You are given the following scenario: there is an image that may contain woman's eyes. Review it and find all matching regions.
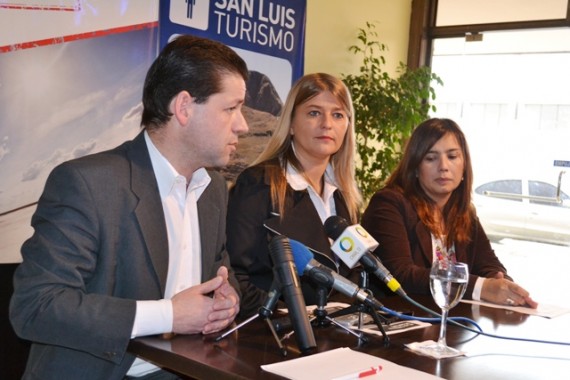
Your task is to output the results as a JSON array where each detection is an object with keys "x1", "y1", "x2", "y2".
[
  {"x1": 307, "y1": 110, "x2": 346, "y2": 119},
  {"x1": 424, "y1": 153, "x2": 460, "y2": 162}
]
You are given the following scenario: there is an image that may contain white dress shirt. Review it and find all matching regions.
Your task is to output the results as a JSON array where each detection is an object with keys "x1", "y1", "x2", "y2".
[
  {"x1": 127, "y1": 131, "x2": 210, "y2": 377},
  {"x1": 285, "y1": 162, "x2": 339, "y2": 224}
]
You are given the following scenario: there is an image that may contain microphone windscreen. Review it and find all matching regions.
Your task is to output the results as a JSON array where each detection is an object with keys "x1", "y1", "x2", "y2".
[
  {"x1": 268, "y1": 235, "x2": 317, "y2": 354},
  {"x1": 324, "y1": 215, "x2": 350, "y2": 241},
  {"x1": 289, "y1": 239, "x2": 314, "y2": 275}
]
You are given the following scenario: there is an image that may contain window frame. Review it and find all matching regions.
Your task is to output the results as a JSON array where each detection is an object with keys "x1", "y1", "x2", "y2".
[{"x1": 407, "y1": 0, "x2": 570, "y2": 69}]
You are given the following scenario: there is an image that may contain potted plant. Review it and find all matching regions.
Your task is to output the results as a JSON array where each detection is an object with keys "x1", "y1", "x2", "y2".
[{"x1": 342, "y1": 22, "x2": 442, "y2": 202}]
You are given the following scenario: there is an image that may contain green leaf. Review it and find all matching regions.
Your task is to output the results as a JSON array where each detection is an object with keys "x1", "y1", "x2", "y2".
[{"x1": 342, "y1": 22, "x2": 443, "y2": 204}]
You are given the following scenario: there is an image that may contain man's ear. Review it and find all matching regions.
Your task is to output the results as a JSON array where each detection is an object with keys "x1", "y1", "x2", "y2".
[{"x1": 171, "y1": 90, "x2": 193, "y2": 126}]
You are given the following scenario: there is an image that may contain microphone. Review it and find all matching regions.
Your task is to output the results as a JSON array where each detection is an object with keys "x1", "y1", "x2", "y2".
[
  {"x1": 289, "y1": 239, "x2": 383, "y2": 310},
  {"x1": 268, "y1": 235, "x2": 317, "y2": 354},
  {"x1": 325, "y1": 216, "x2": 379, "y2": 268},
  {"x1": 324, "y1": 216, "x2": 406, "y2": 297},
  {"x1": 258, "y1": 281, "x2": 281, "y2": 319}
]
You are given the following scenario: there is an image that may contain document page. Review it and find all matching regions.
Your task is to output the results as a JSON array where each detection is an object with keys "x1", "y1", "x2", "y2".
[
  {"x1": 261, "y1": 347, "x2": 444, "y2": 380},
  {"x1": 461, "y1": 300, "x2": 570, "y2": 318}
]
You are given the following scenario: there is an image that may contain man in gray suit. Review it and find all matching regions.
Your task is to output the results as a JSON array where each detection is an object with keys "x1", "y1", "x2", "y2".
[{"x1": 10, "y1": 35, "x2": 249, "y2": 380}]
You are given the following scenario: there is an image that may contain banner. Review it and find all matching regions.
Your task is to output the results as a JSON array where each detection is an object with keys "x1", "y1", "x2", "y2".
[
  {"x1": 0, "y1": 1, "x2": 158, "y2": 263},
  {"x1": 158, "y1": 0, "x2": 307, "y2": 180},
  {"x1": 160, "y1": 0, "x2": 305, "y2": 98}
]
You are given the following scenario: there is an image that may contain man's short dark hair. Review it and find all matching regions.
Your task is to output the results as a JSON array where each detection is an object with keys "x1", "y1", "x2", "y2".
[{"x1": 141, "y1": 35, "x2": 249, "y2": 130}]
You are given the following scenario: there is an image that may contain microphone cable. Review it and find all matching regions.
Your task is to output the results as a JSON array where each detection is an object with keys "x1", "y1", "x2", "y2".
[
  {"x1": 376, "y1": 294, "x2": 570, "y2": 347},
  {"x1": 267, "y1": 224, "x2": 570, "y2": 347}
]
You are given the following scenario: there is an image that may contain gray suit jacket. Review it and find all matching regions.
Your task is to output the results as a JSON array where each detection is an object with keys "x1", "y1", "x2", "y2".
[{"x1": 10, "y1": 132, "x2": 238, "y2": 380}]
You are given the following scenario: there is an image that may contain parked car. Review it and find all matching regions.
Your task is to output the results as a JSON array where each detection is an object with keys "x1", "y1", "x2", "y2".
[{"x1": 472, "y1": 176, "x2": 570, "y2": 246}]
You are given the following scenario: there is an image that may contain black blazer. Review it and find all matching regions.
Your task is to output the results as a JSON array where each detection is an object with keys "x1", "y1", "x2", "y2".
[
  {"x1": 10, "y1": 132, "x2": 239, "y2": 380},
  {"x1": 226, "y1": 162, "x2": 355, "y2": 317}
]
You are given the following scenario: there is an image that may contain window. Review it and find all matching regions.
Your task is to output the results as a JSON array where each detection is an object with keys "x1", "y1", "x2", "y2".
[
  {"x1": 529, "y1": 180, "x2": 570, "y2": 206},
  {"x1": 475, "y1": 180, "x2": 523, "y2": 202},
  {"x1": 436, "y1": 0, "x2": 568, "y2": 26},
  {"x1": 410, "y1": 0, "x2": 570, "y2": 308}
]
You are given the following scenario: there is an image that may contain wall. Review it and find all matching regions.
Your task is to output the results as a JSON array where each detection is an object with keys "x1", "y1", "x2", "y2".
[{"x1": 304, "y1": 0, "x2": 412, "y2": 77}]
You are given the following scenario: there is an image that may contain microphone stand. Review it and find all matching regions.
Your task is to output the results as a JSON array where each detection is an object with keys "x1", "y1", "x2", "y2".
[
  {"x1": 215, "y1": 287, "x2": 288, "y2": 356},
  {"x1": 327, "y1": 271, "x2": 390, "y2": 346},
  {"x1": 309, "y1": 285, "x2": 366, "y2": 342}
]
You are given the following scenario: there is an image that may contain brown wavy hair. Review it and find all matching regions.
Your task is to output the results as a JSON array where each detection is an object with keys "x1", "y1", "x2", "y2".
[{"x1": 385, "y1": 118, "x2": 475, "y2": 246}]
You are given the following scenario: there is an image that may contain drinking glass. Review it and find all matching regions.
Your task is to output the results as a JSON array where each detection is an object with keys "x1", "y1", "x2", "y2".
[{"x1": 418, "y1": 259, "x2": 469, "y2": 357}]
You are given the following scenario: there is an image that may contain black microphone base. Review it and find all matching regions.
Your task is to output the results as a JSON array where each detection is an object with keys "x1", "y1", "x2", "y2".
[
  {"x1": 215, "y1": 307, "x2": 289, "y2": 356},
  {"x1": 328, "y1": 303, "x2": 391, "y2": 346}
]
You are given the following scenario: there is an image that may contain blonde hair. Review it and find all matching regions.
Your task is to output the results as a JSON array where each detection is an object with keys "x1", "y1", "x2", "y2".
[{"x1": 251, "y1": 73, "x2": 362, "y2": 222}]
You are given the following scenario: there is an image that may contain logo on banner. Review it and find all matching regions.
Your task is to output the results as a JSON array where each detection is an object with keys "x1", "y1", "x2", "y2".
[
  {"x1": 170, "y1": 0, "x2": 209, "y2": 30},
  {"x1": 187, "y1": 0, "x2": 196, "y2": 17}
]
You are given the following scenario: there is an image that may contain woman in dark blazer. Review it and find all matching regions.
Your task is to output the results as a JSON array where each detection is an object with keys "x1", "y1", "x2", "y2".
[
  {"x1": 361, "y1": 118, "x2": 537, "y2": 308},
  {"x1": 227, "y1": 73, "x2": 362, "y2": 318}
]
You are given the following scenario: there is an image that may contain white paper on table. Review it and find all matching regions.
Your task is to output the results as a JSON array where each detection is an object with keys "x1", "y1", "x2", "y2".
[
  {"x1": 405, "y1": 340, "x2": 466, "y2": 359},
  {"x1": 280, "y1": 302, "x2": 431, "y2": 337},
  {"x1": 278, "y1": 301, "x2": 352, "y2": 315},
  {"x1": 460, "y1": 299, "x2": 570, "y2": 318},
  {"x1": 352, "y1": 319, "x2": 431, "y2": 336},
  {"x1": 260, "y1": 347, "x2": 444, "y2": 380}
]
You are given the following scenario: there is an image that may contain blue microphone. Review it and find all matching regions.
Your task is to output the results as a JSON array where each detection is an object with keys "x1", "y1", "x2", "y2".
[{"x1": 289, "y1": 239, "x2": 383, "y2": 310}]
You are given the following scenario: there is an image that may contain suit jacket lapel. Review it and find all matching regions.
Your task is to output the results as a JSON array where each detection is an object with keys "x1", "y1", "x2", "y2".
[
  {"x1": 197, "y1": 181, "x2": 220, "y2": 279},
  {"x1": 264, "y1": 190, "x2": 351, "y2": 263},
  {"x1": 333, "y1": 191, "x2": 350, "y2": 222},
  {"x1": 128, "y1": 132, "x2": 169, "y2": 295},
  {"x1": 415, "y1": 219, "x2": 433, "y2": 264}
]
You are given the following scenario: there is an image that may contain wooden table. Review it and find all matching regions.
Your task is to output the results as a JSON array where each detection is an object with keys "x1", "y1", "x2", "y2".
[{"x1": 129, "y1": 295, "x2": 570, "y2": 379}]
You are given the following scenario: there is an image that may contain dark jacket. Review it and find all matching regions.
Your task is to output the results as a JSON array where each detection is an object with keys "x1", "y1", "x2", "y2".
[
  {"x1": 226, "y1": 161, "x2": 356, "y2": 317},
  {"x1": 10, "y1": 132, "x2": 238, "y2": 380},
  {"x1": 361, "y1": 187, "x2": 510, "y2": 298}
]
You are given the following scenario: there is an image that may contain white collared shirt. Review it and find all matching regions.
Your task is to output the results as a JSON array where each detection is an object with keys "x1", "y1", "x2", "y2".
[
  {"x1": 286, "y1": 162, "x2": 338, "y2": 224},
  {"x1": 156, "y1": 153, "x2": 209, "y2": 300},
  {"x1": 128, "y1": 131, "x2": 210, "y2": 376}
]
